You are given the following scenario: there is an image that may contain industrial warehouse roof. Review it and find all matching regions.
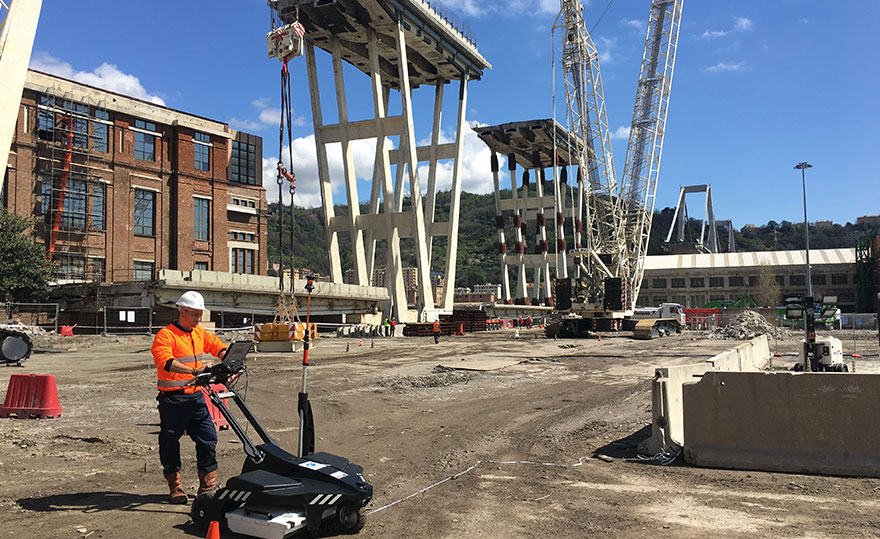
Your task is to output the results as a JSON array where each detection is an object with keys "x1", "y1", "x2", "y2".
[{"x1": 644, "y1": 248, "x2": 856, "y2": 271}]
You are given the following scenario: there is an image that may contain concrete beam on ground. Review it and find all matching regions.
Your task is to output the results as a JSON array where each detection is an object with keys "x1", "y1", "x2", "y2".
[{"x1": 154, "y1": 270, "x2": 388, "y2": 317}]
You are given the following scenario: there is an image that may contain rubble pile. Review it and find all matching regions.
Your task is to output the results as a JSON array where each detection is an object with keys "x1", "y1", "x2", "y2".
[{"x1": 711, "y1": 310, "x2": 783, "y2": 340}]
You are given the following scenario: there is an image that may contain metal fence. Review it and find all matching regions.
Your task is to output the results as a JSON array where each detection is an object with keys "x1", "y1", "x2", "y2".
[
  {"x1": 103, "y1": 306, "x2": 153, "y2": 335},
  {"x1": 0, "y1": 302, "x2": 59, "y2": 333}
]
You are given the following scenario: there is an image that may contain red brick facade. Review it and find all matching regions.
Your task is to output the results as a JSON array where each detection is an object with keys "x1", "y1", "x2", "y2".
[{"x1": 2, "y1": 70, "x2": 267, "y2": 282}]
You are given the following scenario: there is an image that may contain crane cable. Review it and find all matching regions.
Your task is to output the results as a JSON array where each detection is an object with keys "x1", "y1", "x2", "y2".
[{"x1": 279, "y1": 60, "x2": 301, "y2": 323}]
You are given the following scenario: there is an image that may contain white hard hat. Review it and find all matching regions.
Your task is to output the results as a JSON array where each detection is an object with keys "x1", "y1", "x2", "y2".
[{"x1": 176, "y1": 291, "x2": 206, "y2": 310}]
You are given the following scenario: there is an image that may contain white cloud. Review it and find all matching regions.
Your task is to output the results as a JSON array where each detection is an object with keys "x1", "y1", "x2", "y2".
[
  {"x1": 700, "y1": 16, "x2": 753, "y2": 40},
  {"x1": 734, "y1": 17, "x2": 752, "y2": 31},
  {"x1": 611, "y1": 125, "x2": 630, "y2": 140},
  {"x1": 234, "y1": 97, "x2": 304, "y2": 133},
  {"x1": 798, "y1": 18, "x2": 809, "y2": 24},
  {"x1": 251, "y1": 97, "x2": 271, "y2": 109},
  {"x1": 29, "y1": 53, "x2": 165, "y2": 105},
  {"x1": 597, "y1": 36, "x2": 617, "y2": 64},
  {"x1": 700, "y1": 29, "x2": 729, "y2": 40},
  {"x1": 705, "y1": 61, "x2": 748, "y2": 73},
  {"x1": 432, "y1": 0, "x2": 558, "y2": 18},
  {"x1": 259, "y1": 108, "x2": 282, "y2": 125},
  {"x1": 228, "y1": 118, "x2": 263, "y2": 131},
  {"x1": 266, "y1": 121, "x2": 502, "y2": 208},
  {"x1": 264, "y1": 135, "x2": 378, "y2": 207},
  {"x1": 621, "y1": 18, "x2": 644, "y2": 30},
  {"x1": 416, "y1": 127, "x2": 502, "y2": 196}
]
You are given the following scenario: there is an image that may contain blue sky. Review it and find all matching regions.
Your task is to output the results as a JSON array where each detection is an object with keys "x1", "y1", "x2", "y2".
[{"x1": 29, "y1": 0, "x2": 878, "y2": 227}]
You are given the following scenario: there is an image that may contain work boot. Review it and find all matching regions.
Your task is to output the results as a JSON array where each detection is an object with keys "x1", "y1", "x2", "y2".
[
  {"x1": 197, "y1": 470, "x2": 217, "y2": 495},
  {"x1": 164, "y1": 472, "x2": 187, "y2": 504}
]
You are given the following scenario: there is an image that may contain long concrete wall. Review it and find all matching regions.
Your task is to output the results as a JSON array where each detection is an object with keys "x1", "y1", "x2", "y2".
[
  {"x1": 638, "y1": 335, "x2": 770, "y2": 456},
  {"x1": 682, "y1": 371, "x2": 880, "y2": 477}
]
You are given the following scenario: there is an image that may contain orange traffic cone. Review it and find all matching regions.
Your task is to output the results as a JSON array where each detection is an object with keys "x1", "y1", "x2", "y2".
[
  {"x1": 206, "y1": 520, "x2": 220, "y2": 539},
  {"x1": 359, "y1": 338, "x2": 363, "y2": 347},
  {"x1": 597, "y1": 334, "x2": 601, "y2": 342}
]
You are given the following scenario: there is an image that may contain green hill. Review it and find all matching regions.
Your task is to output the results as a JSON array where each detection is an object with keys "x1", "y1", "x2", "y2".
[{"x1": 267, "y1": 192, "x2": 873, "y2": 288}]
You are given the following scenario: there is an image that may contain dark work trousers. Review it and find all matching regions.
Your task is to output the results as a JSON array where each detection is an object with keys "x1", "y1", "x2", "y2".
[
  {"x1": 433, "y1": 332, "x2": 440, "y2": 344},
  {"x1": 157, "y1": 392, "x2": 218, "y2": 474}
]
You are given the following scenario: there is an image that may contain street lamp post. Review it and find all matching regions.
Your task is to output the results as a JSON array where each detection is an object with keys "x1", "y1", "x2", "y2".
[
  {"x1": 794, "y1": 161, "x2": 814, "y2": 371},
  {"x1": 794, "y1": 162, "x2": 813, "y2": 297}
]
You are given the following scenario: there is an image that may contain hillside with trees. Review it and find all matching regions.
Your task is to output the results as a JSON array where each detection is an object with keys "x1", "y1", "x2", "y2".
[{"x1": 267, "y1": 192, "x2": 876, "y2": 289}]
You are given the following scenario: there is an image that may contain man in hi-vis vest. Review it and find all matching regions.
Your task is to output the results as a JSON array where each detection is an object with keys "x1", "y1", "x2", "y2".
[{"x1": 151, "y1": 291, "x2": 227, "y2": 504}]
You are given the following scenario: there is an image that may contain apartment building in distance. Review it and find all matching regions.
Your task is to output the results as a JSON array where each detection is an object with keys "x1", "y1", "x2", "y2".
[{"x1": 2, "y1": 70, "x2": 266, "y2": 283}]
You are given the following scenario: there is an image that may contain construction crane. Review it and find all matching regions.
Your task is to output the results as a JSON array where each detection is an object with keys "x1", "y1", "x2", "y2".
[
  {"x1": 0, "y1": 0, "x2": 42, "y2": 365},
  {"x1": 554, "y1": 0, "x2": 618, "y2": 278},
  {"x1": 550, "y1": 0, "x2": 684, "y2": 339}
]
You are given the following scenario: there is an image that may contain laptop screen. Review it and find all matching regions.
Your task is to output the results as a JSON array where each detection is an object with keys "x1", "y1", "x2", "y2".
[{"x1": 223, "y1": 340, "x2": 253, "y2": 363}]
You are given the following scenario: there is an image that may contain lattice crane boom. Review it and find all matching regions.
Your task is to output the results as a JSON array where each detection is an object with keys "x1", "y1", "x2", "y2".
[
  {"x1": 617, "y1": 0, "x2": 683, "y2": 311},
  {"x1": 555, "y1": 0, "x2": 619, "y2": 264}
]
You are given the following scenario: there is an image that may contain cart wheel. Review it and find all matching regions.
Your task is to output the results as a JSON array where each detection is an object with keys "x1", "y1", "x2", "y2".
[
  {"x1": 191, "y1": 493, "x2": 217, "y2": 533},
  {"x1": 336, "y1": 502, "x2": 366, "y2": 534}
]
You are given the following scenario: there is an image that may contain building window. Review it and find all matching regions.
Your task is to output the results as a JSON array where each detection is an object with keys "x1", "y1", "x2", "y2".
[
  {"x1": 194, "y1": 198, "x2": 210, "y2": 241},
  {"x1": 671, "y1": 278, "x2": 686, "y2": 289},
  {"x1": 133, "y1": 261, "x2": 154, "y2": 281},
  {"x1": 194, "y1": 132, "x2": 210, "y2": 171},
  {"x1": 39, "y1": 177, "x2": 104, "y2": 231},
  {"x1": 775, "y1": 275, "x2": 785, "y2": 286},
  {"x1": 93, "y1": 109, "x2": 109, "y2": 153},
  {"x1": 728, "y1": 276, "x2": 744, "y2": 287},
  {"x1": 811, "y1": 273, "x2": 827, "y2": 285},
  {"x1": 133, "y1": 189, "x2": 156, "y2": 236},
  {"x1": 690, "y1": 277, "x2": 705, "y2": 288},
  {"x1": 231, "y1": 248, "x2": 255, "y2": 274},
  {"x1": 38, "y1": 109, "x2": 54, "y2": 140},
  {"x1": 653, "y1": 296, "x2": 667, "y2": 305},
  {"x1": 93, "y1": 183, "x2": 105, "y2": 231},
  {"x1": 62, "y1": 180, "x2": 88, "y2": 229},
  {"x1": 831, "y1": 274, "x2": 848, "y2": 285},
  {"x1": 709, "y1": 277, "x2": 724, "y2": 288},
  {"x1": 709, "y1": 295, "x2": 726, "y2": 302},
  {"x1": 88, "y1": 258, "x2": 105, "y2": 281},
  {"x1": 57, "y1": 256, "x2": 86, "y2": 280},
  {"x1": 748, "y1": 275, "x2": 758, "y2": 287},
  {"x1": 230, "y1": 140, "x2": 257, "y2": 184},
  {"x1": 789, "y1": 274, "x2": 806, "y2": 286},
  {"x1": 652, "y1": 278, "x2": 667, "y2": 289},
  {"x1": 231, "y1": 198, "x2": 257, "y2": 208},
  {"x1": 194, "y1": 261, "x2": 209, "y2": 271},
  {"x1": 230, "y1": 231, "x2": 256, "y2": 242},
  {"x1": 133, "y1": 119, "x2": 157, "y2": 161},
  {"x1": 690, "y1": 295, "x2": 706, "y2": 308}
]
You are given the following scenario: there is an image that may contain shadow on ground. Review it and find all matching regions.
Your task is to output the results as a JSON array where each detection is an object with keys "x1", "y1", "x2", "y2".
[
  {"x1": 593, "y1": 425, "x2": 652, "y2": 459},
  {"x1": 17, "y1": 491, "x2": 177, "y2": 514}
]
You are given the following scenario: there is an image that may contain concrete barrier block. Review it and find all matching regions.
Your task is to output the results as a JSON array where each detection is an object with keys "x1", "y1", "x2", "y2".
[
  {"x1": 640, "y1": 335, "x2": 772, "y2": 456},
  {"x1": 683, "y1": 371, "x2": 880, "y2": 477}
]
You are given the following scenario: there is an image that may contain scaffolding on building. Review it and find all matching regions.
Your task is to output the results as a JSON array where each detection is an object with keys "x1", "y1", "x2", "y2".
[{"x1": 33, "y1": 85, "x2": 110, "y2": 283}]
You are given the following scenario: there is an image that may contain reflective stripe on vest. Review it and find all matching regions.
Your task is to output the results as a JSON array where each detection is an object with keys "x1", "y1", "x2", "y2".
[
  {"x1": 157, "y1": 379, "x2": 192, "y2": 388},
  {"x1": 176, "y1": 353, "x2": 203, "y2": 365}
]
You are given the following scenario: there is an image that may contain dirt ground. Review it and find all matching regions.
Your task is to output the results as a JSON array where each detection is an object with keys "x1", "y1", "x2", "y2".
[{"x1": 1, "y1": 327, "x2": 880, "y2": 539}]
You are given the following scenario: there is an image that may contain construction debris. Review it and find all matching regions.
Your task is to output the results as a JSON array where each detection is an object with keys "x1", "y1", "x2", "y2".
[{"x1": 711, "y1": 310, "x2": 784, "y2": 340}]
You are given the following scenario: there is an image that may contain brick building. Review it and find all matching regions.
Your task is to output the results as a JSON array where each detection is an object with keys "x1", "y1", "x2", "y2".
[{"x1": 2, "y1": 70, "x2": 266, "y2": 283}]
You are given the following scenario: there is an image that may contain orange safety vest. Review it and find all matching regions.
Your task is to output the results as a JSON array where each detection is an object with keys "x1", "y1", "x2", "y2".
[
  {"x1": 433, "y1": 321, "x2": 440, "y2": 333},
  {"x1": 151, "y1": 323, "x2": 226, "y2": 393}
]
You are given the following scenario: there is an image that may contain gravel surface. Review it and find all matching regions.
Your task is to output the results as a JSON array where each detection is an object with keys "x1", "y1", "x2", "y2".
[{"x1": 1, "y1": 329, "x2": 878, "y2": 538}]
